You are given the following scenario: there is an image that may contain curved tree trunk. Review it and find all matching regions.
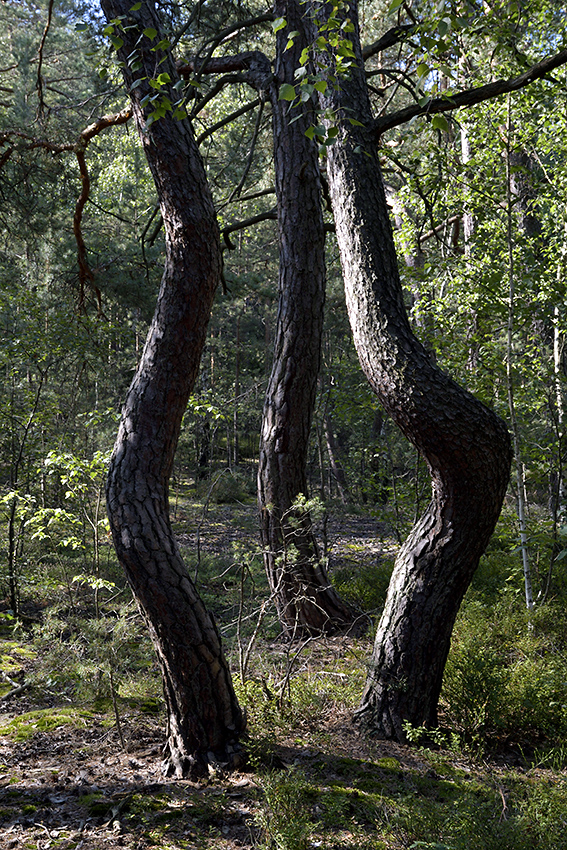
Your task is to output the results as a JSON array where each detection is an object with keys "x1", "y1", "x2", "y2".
[
  {"x1": 315, "y1": 1, "x2": 512, "y2": 738},
  {"x1": 101, "y1": 0, "x2": 244, "y2": 777},
  {"x1": 258, "y1": 0, "x2": 357, "y2": 637}
]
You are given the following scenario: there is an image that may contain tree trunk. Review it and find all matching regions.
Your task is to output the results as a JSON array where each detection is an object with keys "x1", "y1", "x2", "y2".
[
  {"x1": 323, "y1": 411, "x2": 351, "y2": 505},
  {"x1": 315, "y1": 1, "x2": 512, "y2": 739},
  {"x1": 257, "y1": 0, "x2": 357, "y2": 636},
  {"x1": 101, "y1": 0, "x2": 244, "y2": 777}
]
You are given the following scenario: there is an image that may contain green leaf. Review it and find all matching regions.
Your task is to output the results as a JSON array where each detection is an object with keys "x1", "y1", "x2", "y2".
[
  {"x1": 278, "y1": 83, "x2": 296, "y2": 101},
  {"x1": 431, "y1": 114, "x2": 449, "y2": 132},
  {"x1": 130, "y1": 1, "x2": 142, "y2": 8},
  {"x1": 103, "y1": 24, "x2": 114, "y2": 36},
  {"x1": 272, "y1": 16, "x2": 287, "y2": 33},
  {"x1": 156, "y1": 72, "x2": 171, "y2": 85},
  {"x1": 348, "y1": 118, "x2": 364, "y2": 127},
  {"x1": 143, "y1": 27, "x2": 157, "y2": 39},
  {"x1": 110, "y1": 35, "x2": 124, "y2": 50},
  {"x1": 130, "y1": 77, "x2": 146, "y2": 90},
  {"x1": 327, "y1": 125, "x2": 339, "y2": 138},
  {"x1": 75, "y1": 22, "x2": 88, "y2": 32},
  {"x1": 305, "y1": 126, "x2": 316, "y2": 140},
  {"x1": 388, "y1": 0, "x2": 404, "y2": 12},
  {"x1": 417, "y1": 62, "x2": 430, "y2": 78},
  {"x1": 314, "y1": 80, "x2": 327, "y2": 93}
]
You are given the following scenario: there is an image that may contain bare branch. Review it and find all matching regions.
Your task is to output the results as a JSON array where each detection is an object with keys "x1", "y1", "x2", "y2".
[
  {"x1": 196, "y1": 97, "x2": 260, "y2": 144},
  {"x1": 190, "y1": 74, "x2": 248, "y2": 117},
  {"x1": 371, "y1": 47, "x2": 567, "y2": 137},
  {"x1": 228, "y1": 100, "x2": 265, "y2": 201},
  {"x1": 170, "y1": 0, "x2": 208, "y2": 49},
  {"x1": 201, "y1": 12, "x2": 274, "y2": 53},
  {"x1": 362, "y1": 25, "x2": 415, "y2": 61},
  {"x1": 222, "y1": 208, "x2": 277, "y2": 249},
  {"x1": 36, "y1": 0, "x2": 55, "y2": 121},
  {"x1": 1, "y1": 107, "x2": 131, "y2": 312},
  {"x1": 81, "y1": 106, "x2": 132, "y2": 141},
  {"x1": 179, "y1": 54, "x2": 254, "y2": 75}
]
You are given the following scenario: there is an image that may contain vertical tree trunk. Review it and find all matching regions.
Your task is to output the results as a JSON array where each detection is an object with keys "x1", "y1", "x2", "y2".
[
  {"x1": 257, "y1": 0, "x2": 356, "y2": 636},
  {"x1": 101, "y1": 0, "x2": 244, "y2": 777},
  {"x1": 323, "y1": 411, "x2": 351, "y2": 505},
  {"x1": 314, "y1": 1, "x2": 512, "y2": 738},
  {"x1": 505, "y1": 107, "x2": 533, "y2": 612}
]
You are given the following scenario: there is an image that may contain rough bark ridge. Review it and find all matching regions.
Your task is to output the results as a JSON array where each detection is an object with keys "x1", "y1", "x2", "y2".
[
  {"x1": 257, "y1": 0, "x2": 357, "y2": 636},
  {"x1": 313, "y1": 0, "x2": 512, "y2": 739},
  {"x1": 101, "y1": 0, "x2": 244, "y2": 777}
]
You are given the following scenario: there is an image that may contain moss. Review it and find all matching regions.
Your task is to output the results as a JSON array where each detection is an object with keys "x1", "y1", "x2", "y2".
[
  {"x1": 376, "y1": 757, "x2": 402, "y2": 771},
  {"x1": 0, "y1": 707, "x2": 94, "y2": 741}
]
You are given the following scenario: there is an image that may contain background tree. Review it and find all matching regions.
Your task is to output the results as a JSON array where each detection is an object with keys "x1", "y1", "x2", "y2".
[{"x1": 257, "y1": 0, "x2": 356, "y2": 636}]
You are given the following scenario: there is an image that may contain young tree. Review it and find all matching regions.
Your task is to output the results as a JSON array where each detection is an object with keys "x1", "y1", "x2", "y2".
[{"x1": 100, "y1": 0, "x2": 244, "y2": 777}]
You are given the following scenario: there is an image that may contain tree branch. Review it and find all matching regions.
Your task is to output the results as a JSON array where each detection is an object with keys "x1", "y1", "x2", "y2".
[
  {"x1": 371, "y1": 47, "x2": 567, "y2": 137},
  {"x1": 36, "y1": 0, "x2": 54, "y2": 121},
  {"x1": 1, "y1": 107, "x2": 131, "y2": 312},
  {"x1": 200, "y1": 12, "x2": 274, "y2": 53},
  {"x1": 228, "y1": 100, "x2": 265, "y2": 201},
  {"x1": 196, "y1": 98, "x2": 260, "y2": 144},
  {"x1": 189, "y1": 74, "x2": 248, "y2": 118},
  {"x1": 362, "y1": 24, "x2": 415, "y2": 61},
  {"x1": 221, "y1": 208, "x2": 277, "y2": 249}
]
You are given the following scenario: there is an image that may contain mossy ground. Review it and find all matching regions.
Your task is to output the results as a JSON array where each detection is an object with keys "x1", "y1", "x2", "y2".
[{"x1": 1, "y1": 500, "x2": 567, "y2": 849}]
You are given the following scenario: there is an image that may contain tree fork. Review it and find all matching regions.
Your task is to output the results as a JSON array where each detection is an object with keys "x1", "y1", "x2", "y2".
[{"x1": 101, "y1": 0, "x2": 244, "y2": 777}]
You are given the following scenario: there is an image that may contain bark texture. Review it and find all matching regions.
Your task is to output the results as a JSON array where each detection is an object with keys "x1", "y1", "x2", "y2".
[
  {"x1": 316, "y1": 1, "x2": 512, "y2": 739},
  {"x1": 258, "y1": 0, "x2": 357, "y2": 636},
  {"x1": 101, "y1": 0, "x2": 244, "y2": 777}
]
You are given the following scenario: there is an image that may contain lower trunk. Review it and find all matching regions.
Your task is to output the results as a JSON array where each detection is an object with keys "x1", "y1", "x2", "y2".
[
  {"x1": 316, "y1": 0, "x2": 512, "y2": 738},
  {"x1": 102, "y1": 0, "x2": 244, "y2": 776},
  {"x1": 257, "y1": 0, "x2": 357, "y2": 637}
]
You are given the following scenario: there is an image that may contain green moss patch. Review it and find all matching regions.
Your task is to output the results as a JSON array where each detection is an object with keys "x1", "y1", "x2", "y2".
[{"x1": 0, "y1": 707, "x2": 95, "y2": 741}]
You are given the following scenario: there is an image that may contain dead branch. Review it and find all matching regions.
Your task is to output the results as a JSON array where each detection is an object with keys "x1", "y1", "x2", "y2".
[{"x1": 36, "y1": 0, "x2": 55, "y2": 121}]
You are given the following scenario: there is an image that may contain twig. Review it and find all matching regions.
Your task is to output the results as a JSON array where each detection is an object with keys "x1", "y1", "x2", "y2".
[
  {"x1": 0, "y1": 681, "x2": 31, "y2": 701},
  {"x1": 228, "y1": 99, "x2": 265, "y2": 201}
]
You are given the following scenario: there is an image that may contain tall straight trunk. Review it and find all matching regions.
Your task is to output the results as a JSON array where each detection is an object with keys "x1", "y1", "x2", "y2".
[
  {"x1": 313, "y1": 0, "x2": 512, "y2": 738},
  {"x1": 257, "y1": 0, "x2": 356, "y2": 636},
  {"x1": 101, "y1": 0, "x2": 244, "y2": 778},
  {"x1": 505, "y1": 102, "x2": 533, "y2": 612},
  {"x1": 323, "y1": 411, "x2": 351, "y2": 504}
]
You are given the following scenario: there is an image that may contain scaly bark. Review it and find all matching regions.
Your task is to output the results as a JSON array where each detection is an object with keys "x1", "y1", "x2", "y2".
[
  {"x1": 313, "y1": 0, "x2": 512, "y2": 738},
  {"x1": 101, "y1": 0, "x2": 244, "y2": 777},
  {"x1": 258, "y1": 0, "x2": 357, "y2": 636}
]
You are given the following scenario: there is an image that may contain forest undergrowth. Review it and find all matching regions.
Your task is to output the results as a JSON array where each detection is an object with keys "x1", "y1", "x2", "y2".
[{"x1": 2, "y1": 483, "x2": 567, "y2": 850}]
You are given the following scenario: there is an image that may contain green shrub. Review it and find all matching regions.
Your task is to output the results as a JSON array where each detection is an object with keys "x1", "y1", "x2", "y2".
[{"x1": 333, "y1": 559, "x2": 393, "y2": 612}]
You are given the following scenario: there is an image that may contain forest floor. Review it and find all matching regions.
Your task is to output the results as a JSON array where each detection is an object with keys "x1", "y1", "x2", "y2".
[{"x1": 0, "y1": 499, "x2": 565, "y2": 849}]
